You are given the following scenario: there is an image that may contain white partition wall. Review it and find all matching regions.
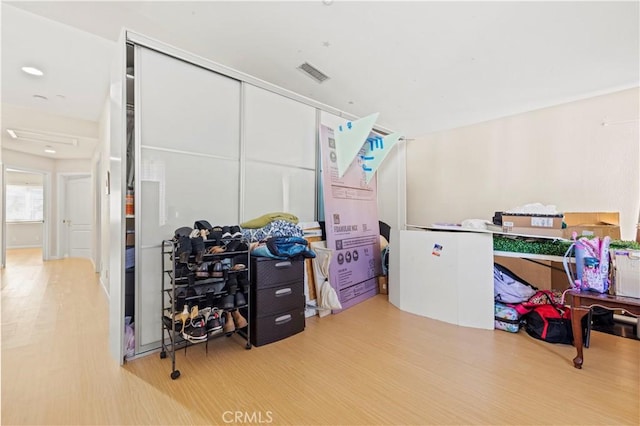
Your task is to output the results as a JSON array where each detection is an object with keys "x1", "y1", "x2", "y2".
[
  {"x1": 389, "y1": 229, "x2": 494, "y2": 330},
  {"x1": 135, "y1": 46, "x2": 241, "y2": 352},
  {"x1": 243, "y1": 84, "x2": 317, "y2": 222}
]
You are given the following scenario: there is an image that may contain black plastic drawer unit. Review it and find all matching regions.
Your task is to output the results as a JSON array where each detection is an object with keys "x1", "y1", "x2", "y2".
[{"x1": 250, "y1": 257, "x2": 305, "y2": 346}]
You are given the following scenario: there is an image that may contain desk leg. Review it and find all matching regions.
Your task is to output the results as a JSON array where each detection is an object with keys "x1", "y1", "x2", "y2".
[{"x1": 571, "y1": 307, "x2": 590, "y2": 369}]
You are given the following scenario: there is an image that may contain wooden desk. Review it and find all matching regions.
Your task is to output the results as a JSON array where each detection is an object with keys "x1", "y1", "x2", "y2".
[{"x1": 569, "y1": 290, "x2": 640, "y2": 369}]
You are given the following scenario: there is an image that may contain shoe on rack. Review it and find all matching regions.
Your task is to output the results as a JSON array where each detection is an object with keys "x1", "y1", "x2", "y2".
[
  {"x1": 222, "y1": 294, "x2": 235, "y2": 310},
  {"x1": 175, "y1": 235, "x2": 192, "y2": 264},
  {"x1": 230, "y1": 225, "x2": 242, "y2": 239},
  {"x1": 223, "y1": 311, "x2": 235, "y2": 334},
  {"x1": 231, "y1": 310, "x2": 248, "y2": 329},
  {"x1": 183, "y1": 315, "x2": 207, "y2": 342},
  {"x1": 177, "y1": 305, "x2": 190, "y2": 334},
  {"x1": 206, "y1": 245, "x2": 226, "y2": 255},
  {"x1": 190, "y1": 231, "x2": 205, "y2": 264},
  {"x1": 195, "y1": 262, "x2": 210, "y2": 278},
  {"x1": 211, "y1": 261, "x2": 224, "y2": 278},
  {"x1": 200, "y1": 306, "x2": 212, "y2": 323},
  {"x1": 221, "y1": 226, "x2": 232, "y2": 240},
  {"x1": 162, "y1": 312, "x2": 183, "y2": 332},
  {"x1": 210, "y1": 226, "x2": 223, "y2": 244},
  {"x1": 235, "y1": 291, "x2": 247, "y2": 308},
  {"x1": 225, "y1": 239, "x2": 241, "y2": 252},
  {"x1": 194, "y1": 220, "x2": 212, "y2": 230},
  {"x1": 238, "y1": 275, "x2": 250, "y2": 293},
  {"x1": 226, "y1": 276, "x2": 238, "y2": 294},
  {"x1": 207, "y1": 309, "x2": 223, "y2": 334}
]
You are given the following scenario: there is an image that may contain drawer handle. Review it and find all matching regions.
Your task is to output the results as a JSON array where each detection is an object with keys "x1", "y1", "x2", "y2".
[
  {"x1": 275, "y1": 288, "x2": 292, "y2": 297},
  {"x1": 275, "y1": 314, "x2": 292, "y2": 325},
  {"x1": 275, "y1": 261, "x2": 292, "y2": 269}
]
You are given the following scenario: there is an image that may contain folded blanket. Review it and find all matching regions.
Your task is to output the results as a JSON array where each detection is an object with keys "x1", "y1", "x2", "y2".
[
  {"x1": 241, "y1": 220, "x2": 303, "y2": 242},
  {"x1": 240, "y1": 212, "x2": 298, "y2": 229}
]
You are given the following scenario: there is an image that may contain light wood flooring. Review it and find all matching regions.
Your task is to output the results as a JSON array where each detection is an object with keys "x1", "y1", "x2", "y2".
[{"x1": 1, "y1": 248, "x2": 639, "y2": 425}]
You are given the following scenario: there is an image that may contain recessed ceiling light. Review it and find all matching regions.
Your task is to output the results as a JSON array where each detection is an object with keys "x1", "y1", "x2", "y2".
[
  {"x1": 22, "y1": 66, "x2": 44, "y2": 76},
  {"x1": 33, "y1": 94, "x2": 48, "y2": 101},
  {"x1": 44, "y1": 147, "x2": 56, "y2": 154},
  {"x1": 7, "y1": 129, "x2": 17, "y2": 138}
]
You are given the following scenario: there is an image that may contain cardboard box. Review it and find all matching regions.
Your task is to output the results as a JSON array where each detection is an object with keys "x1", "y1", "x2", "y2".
[
  {"x1": 611, "y1": 249, "x2": 640, "y2": 299},
  {"x1": 562, "y1": 212, "x2": 620, "y2": 240},
  {"x1": 501, "y1": 214, "x2": 563, "y2": 229},
  {"x1": 378, "y1": 275, "x2": 388, "y2": 295}
]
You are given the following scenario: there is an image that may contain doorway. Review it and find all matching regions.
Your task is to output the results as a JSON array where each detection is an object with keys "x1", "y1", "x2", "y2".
[
  {"x1": 59, "y1": 174, "x2": 92, "y2": 259},
  {"x1": 2, "y1": 166, "x2": 50, "y2": 268}
]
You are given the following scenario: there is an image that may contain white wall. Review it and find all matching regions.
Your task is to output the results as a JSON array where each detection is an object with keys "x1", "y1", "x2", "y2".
[
  {"x1": 56, "y1": 159, "x2": 91, "y2": 173},
  {"x1": 6, "y1": 223, "x2": 42, "y2": 248},
  {"x1": 406, "y1": 87, "x2": 640, "y2": 240}
]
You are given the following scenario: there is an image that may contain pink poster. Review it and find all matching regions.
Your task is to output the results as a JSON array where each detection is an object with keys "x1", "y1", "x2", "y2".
[{"x1": 319, "y1": 124, "x2": 381, "y2": 311}]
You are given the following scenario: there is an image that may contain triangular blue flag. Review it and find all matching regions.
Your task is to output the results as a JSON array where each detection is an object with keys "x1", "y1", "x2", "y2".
[{"x1": 334, "y1": 113, "x2": 379, "y2": 178}]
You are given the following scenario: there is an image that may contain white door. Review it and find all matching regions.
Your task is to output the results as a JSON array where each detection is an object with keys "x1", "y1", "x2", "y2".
[{"x1": 64, "y1": 175, "x2": 92, "y2": 258}]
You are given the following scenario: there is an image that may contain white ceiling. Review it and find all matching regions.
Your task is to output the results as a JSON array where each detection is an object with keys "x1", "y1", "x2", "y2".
[{"x1": 2, "y1": 1, "x2": 638, "y2": 160}]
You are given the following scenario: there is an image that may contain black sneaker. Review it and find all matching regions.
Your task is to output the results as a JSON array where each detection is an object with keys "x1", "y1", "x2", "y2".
[
  {"x1": 183, "y1": 313, "x2": 207, "y2": 342},
  {"x1": 230, "y1": 225, "x2": 242, "y2": 239},
  {"x1": 221, "y1": 226, "x2": 232, "y2": 239}
]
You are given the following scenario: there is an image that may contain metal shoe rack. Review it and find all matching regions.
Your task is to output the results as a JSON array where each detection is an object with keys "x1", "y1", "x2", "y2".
[{"x1": 160, "y1": 237, "x2": 251, "y2": 380}]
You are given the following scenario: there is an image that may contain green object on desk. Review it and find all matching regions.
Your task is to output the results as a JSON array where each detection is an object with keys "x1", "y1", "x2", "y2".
[
  {"x1": 493, "y1": 236, "x2": 571, "y2": 257},
  {"x1": 493, "y1": 236, "x2": 640, "y2": 256}
]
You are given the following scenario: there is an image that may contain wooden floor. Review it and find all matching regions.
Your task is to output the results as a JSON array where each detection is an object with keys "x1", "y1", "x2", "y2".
[{"x1": 2, "y1": 248, "x2": 639, "y2": 425}]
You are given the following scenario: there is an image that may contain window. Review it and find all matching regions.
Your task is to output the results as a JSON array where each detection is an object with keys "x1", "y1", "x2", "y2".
[{"x1": 6, "y1": 185, "x2": 43, "y2": 222}]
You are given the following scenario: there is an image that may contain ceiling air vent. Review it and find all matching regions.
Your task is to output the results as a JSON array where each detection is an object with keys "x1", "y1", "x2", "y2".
[{"x1": 297, "y1": 62, "x2": 330, "y2": 83}]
